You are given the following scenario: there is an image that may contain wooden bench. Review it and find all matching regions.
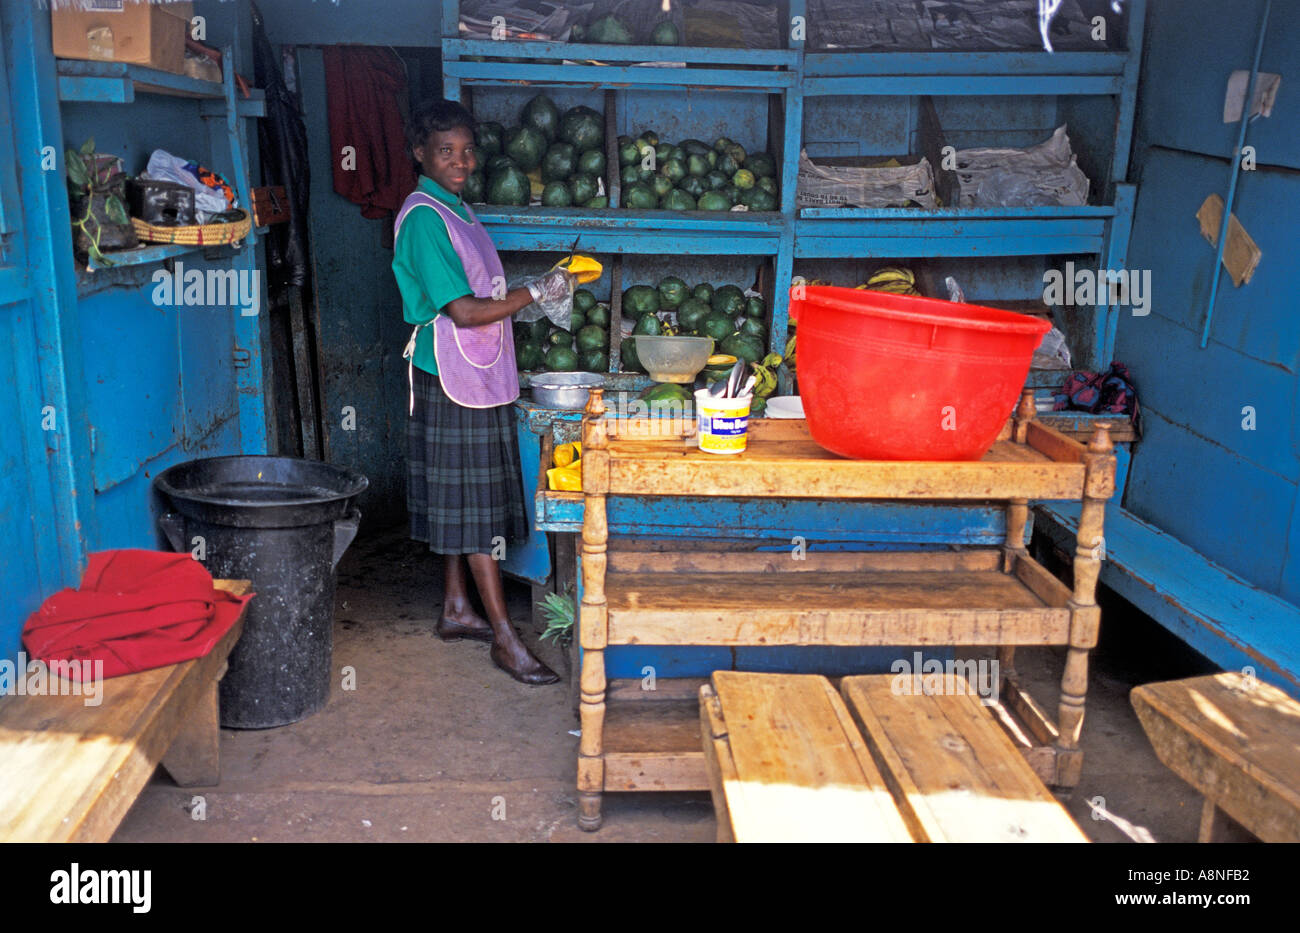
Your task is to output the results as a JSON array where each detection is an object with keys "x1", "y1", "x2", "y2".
[
  {"x1": 1131, "y1": 671, "x2": 1300, "y2": 842},
  {"x1": 0, "y1": 580, "x2": 250, "y2": 842},
  {"x1": 700, "y1": 670, "x2": 1087, "y2": 843}
]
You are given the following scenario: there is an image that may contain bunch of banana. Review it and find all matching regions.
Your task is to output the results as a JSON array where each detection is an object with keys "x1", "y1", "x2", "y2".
[
  {"x1": 783, "y1": 333, "x2": 797, "y2": 373},
  {"x1": 660, "y1": 318, "x2": 680, "y2": 336},
  {"x1": 859, "y1": 266, "x2": 920, "y2": 296},
  {"x1": 749, "y1": 358, "x2": 779, "y2": 399}
]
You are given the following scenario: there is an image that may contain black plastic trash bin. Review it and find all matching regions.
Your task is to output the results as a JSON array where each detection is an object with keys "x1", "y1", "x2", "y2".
[{"x1": 154, "y1": 456, "x2": 368, "y2": 728}]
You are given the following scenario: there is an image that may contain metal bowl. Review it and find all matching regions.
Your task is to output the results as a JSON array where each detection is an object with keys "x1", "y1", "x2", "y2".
[{"x1": 528, "y1": 371, "x2": 603, "y2": 410}]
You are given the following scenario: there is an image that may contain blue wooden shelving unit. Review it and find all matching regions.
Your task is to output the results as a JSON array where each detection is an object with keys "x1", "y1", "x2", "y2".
[{"x1": 440, "y1": 0, "x2": 1145, "y2": 373}]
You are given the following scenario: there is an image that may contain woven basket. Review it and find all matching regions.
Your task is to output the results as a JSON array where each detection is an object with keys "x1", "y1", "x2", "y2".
[{"x1": 131, "y1": 209, "x2": 252, "y2": 246}]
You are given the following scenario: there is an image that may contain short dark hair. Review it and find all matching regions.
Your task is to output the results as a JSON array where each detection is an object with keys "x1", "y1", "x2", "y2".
[{"x1": 406, "y1": 99, "x2": 476, "y2": 153}]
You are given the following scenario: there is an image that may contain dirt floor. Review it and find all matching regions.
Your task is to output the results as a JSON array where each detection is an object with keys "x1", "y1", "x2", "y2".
[{"x1": 113, "y1": 524, "x2": 1235, "y2": 844}]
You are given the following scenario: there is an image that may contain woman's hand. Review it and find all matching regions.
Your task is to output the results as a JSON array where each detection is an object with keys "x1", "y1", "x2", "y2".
[{"x1": 526, "y1": 268, "x2": 575, "y2": 307}]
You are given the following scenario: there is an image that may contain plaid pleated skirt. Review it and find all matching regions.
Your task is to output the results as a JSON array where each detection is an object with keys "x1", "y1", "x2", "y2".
[{"x1": 407, "y1": 367, "x2": 528, "y2": 554}]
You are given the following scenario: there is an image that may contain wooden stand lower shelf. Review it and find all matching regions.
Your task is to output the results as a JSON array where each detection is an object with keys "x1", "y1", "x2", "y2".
[{"x1": 603, "y1": 682, "x2": 708, "y2": 792}]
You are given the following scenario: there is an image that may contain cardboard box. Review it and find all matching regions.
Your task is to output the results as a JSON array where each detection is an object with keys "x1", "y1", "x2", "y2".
[{"x1": 51, "y1": 1, "x2": 190, "y2": 75}]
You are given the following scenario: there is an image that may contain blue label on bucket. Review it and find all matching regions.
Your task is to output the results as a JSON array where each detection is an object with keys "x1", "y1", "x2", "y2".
[{"x1": 701, "y1": 415, "x2": 748, "y2": 436}]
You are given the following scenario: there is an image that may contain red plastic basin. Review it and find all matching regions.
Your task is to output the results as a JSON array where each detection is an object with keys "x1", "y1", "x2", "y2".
[{"x1": 789, "y1": 286, "x2": 1050, "y2": 461}]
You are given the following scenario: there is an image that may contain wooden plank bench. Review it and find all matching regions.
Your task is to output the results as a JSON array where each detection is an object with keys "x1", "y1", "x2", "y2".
[
  {"x1": 1131, "y1": 671, "x2": 1300, "y2": 842},
  {"x1": 0, "y1": 580, "x2": 250, "y2": 842},
  {"x1": 700, "y1": 670, "x2": 1087, "y2": 843}
]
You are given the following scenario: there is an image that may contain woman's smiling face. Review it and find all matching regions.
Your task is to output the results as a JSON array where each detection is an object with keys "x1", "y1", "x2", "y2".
[{"x1": 415, "y1": 126, "x2": 477, "y2": 195}]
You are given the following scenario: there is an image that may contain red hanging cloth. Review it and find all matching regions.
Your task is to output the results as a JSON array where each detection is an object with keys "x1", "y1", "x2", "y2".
[{"x1": 323, "y1": 46, "x2": 417, "y2": 219}]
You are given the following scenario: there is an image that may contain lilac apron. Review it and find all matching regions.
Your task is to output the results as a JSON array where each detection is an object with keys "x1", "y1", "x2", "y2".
[{"x1": 394, "y1": 192, "x2": 518, "y2": 410}]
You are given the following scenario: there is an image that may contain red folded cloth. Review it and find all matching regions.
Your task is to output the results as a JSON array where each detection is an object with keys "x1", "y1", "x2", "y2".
[{"x1": 23, "y1": 550, "x2": 254, "y2": 680}]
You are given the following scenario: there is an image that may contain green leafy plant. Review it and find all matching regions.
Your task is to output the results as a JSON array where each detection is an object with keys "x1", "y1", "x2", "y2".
[
  {"x1": 66, "y1": 138, "x2": 130, "y2": 268},
  {"x1": 538, "y1": 590, "x2": 575, "y2": 646}
]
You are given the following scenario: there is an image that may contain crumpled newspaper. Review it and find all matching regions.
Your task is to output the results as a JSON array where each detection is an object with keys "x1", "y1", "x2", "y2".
[
  {"x1": 953, "y1": 126, "x2": 1091, "y2": 207},
  {"x1": 796, "y1": 150, "x2": 939, "y2": 209}
]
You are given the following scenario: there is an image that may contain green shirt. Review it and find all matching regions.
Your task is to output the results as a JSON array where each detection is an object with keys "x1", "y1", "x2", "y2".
[{"x1": 392, "y1": 175, "x2": 474, "y2": 375}]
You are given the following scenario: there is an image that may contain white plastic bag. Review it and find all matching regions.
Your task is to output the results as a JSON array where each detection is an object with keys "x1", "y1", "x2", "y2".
[{"x1": 144, "y1": 149, "x2": 229, "y2": 221}]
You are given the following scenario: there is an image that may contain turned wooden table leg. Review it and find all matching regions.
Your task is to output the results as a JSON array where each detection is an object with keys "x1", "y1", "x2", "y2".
[
  {"x1": 1056, "y1": 423, "x2": 1115, "y2": 788},
  {"x1": 577, "y1": 390, "x2": 610, "y2": 831},
  {"x1": 1001, "y1": 391, "x2": 1037, "y2": 692}
]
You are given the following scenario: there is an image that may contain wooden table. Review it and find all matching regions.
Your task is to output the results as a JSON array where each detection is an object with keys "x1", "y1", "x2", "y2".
[
  {"x1": 0, "y1": 580, "x2": 250, "y2": 842},
  {"x1": 1132, "y1": 671, "x2": 1300, "y2": 842},
  {"x1": 576, "y1": 389, "x2": 1115, "y2": 830},
  {"x1": 700, "y1": 670, "x2": 1087, "y2": 842}
]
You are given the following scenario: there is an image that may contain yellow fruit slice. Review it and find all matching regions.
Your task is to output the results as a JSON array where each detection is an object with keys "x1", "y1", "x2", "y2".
[
  {"x1": 553, "y1": 441, "x2": 581, "y2": 468},
  {"x1": 707, "y1": 354, "x2": 738, "y2": 366},
  {"x1": 557, "y1": 254, "x2": 604, "y2": 284}
]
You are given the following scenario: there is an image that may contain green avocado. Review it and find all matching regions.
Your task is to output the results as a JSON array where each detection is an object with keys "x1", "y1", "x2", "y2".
[
  {"x1": 577, "y1": 324, "x2": 607, "y2": 352},
  {"x1": 650, "y1": 20, "x2": 680, "y2": 45},
  {"x1": 486, "y1": 165, "x2": 530, "y2": 206},
  {"x1": 462, "y1": 172, "x2": 485, "y2": 203},
  {"x1": 560, "y1": 106, "x2": 604, "y2": 152},
  {"x1": 587, "y1": 14, "x2": 633, "y2": 44},
  {"x1": 619, "y1": 337, "x2": 643, "y2": 372},
  {"x1": 578, "y1": 148, "x2": 606, "y2": 177},
  {"x1": 657, "y1": 276, "x2": 688, "y2": 309},
  {"x1": 541, "y1": 181, "x2": 572, "y2": 206},
  {"x1": 700, "y1": 314, "x2": 735, "y2": 342},
  {"x1": 712, "y1": 284, "x2": 746, "y2": 316},
  {"x1": 660, "y1": 158, "x2": 687, "y2": 183},
  {"x1": 623, "y1": 184, "x2": 658, "y2": 210},
  {"x1": 541, "y1": 142, "x2": 576, "y2": 182},
  {"x1": 568, "y1": 173, "x2": 599, "y2": 205},
  {"x1": 745, "y1": 152, "x2": 776, "y2": 178},
  {"x1": 633, "y1": 314, "x2": 662, "y2": 337},
  {"x1": 679, "y1": 174, "x2": 707, "y2": 198},
  {"x1": 545, "y1": 345, "x2": 580, "y2": 372},
  {"x1": 623, "y1": 284, "x2": 660, "y2": 316},
  {"x1": 515, "y1": 341, "x2": 544, "y2": 371},
  {"x1": 697, "y1": 191, "x2": 731, "y2": 211},
  {"x1": 676, "y1": 298, "x2": 710, "y2": 332},
  {"x1": 580, "y1": 348, "x2": 609, "y2": 373},
  {"x1": 721, "y1": 333, "x2": 765, "y2": 364},
  {"x1": 522, "y1": 94, "x2": 560, "y2": 142},
  {"x1": 504, "y1": 126, "x2": 546, "y2": 172},
  {"x1": 661, "y1": 188, "x2": 695, "y2": 211},
  {"x1": 474, "y1": 122, "x2": 504, "y2": 157}
]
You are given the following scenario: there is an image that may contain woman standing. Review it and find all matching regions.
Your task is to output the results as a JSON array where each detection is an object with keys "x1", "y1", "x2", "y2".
[{"x1": 393, "y1": 99, "x2": 571, "y2": 685}]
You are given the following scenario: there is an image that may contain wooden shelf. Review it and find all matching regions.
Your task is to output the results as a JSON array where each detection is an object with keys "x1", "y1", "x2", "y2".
[
  {"x1": 56, "y1": 59, "x2": 265, "y2": 115},
  {"x1": 602, "y1": 681, "x2": 708, "y2": 793},
  {"x1": 602, "y1": 423, "x2": 1096, "y2": 501},
  {"x1": 604, "y1": 549, "x2": 1071, "y2": 648}
]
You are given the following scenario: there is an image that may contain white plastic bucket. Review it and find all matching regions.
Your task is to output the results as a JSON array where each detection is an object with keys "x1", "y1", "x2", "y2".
[{"x1": 694, "y1": 389, "x2": 752, "y2": 455}]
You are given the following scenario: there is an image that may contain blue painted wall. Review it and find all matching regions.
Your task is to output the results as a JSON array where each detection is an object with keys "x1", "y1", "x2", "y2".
[
  {"x1": 294, "y1": 48, "x2": 410, "y2": 531},
  {"x1": 1118, "y1": 0, "x2": 1299, "y2": 603},
  {"x1": 260, "y1": 0, "x2": 439, "y2": 47},
  {"x1": 0, "y1": 0, "x2": 268, "y2": 660}
]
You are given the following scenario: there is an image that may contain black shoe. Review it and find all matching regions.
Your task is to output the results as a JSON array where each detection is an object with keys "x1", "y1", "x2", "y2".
[
  {"x1": 436, "y1": 617, "x2": 495, "y2": 643},
  {"x1": 490, "y1": 644, "x2": 560, "y2": 686}
]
